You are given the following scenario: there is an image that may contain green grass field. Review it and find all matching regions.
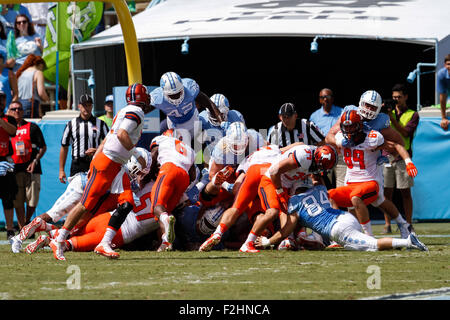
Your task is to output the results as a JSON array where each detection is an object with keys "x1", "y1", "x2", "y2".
[{"x1": 0, "y1": 223, "x2": 448, "y2": 300}]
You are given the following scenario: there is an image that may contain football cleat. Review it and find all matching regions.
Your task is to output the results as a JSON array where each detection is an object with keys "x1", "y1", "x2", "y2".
[
  {"x1": 157, "y1": 241, "x2": 173, "y2": 252},
  {"x1": 239, "y1": 241, "x2": 260, "y2": 253},
  {"x1": 408, "y1": 233, "x2": 428, "y2": 252},
  {"x1": 199, "y1": 233, "x2": 221, "y2": 252},
  {"x1": 19, "y1": 217, "x2": 46, "y2": 241},
  {"x1": 49, "y1": 240, "x2": 66, "y2": 261},
  {"x1": 25, "y1": 235, "x2": 50, "y2": 254},
  {"x1": 94, "y1": 242, "x2": 120, "y2": 259},
  {"x1": 10, "y1": 235, "x2": 23, "y2": 253}
]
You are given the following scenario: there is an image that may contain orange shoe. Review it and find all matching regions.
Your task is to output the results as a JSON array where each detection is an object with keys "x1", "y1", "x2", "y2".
[
  {"x1": 239, "y1": 241, "x2": 260, "y2": 253},
  {"x1": 199, "y1": 233, "x2": 221, "y2": 252},
  {"x1": 94, "y1": 242, "x2": 120, "y2": 259},
  {"x1": 26, "y1": 235, "x2": 50, "y2": 254}
]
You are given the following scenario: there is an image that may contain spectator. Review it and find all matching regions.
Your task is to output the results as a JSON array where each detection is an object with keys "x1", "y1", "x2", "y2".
[
  {"x1": 0, "y1": 20, "x2": 15, "y2": 69},
  {"x1": 98, "y1": 94, "x2": 114, "y2": 128},
  {"x1": 438, "y1": 54, "x2": 450, "y2": 130},
  {"x1": 1, "y1": 4, "x2": 32, "y2": 35},
  {"x1": 59, "y1": 94, "x2": 109, "y2": 184},
  {"x1": 16, "y1": 54, "x2": 49, "y2": 118},
  {"x1": 13, "y1": 14, "x2": 42, "y2": 72},
  {"x1": 0, "y1": 51, "x2": 18, "y2": 110},
  {"x1": 383, "y1": 84, "x2": 419, "y2": 233},
  {"x1": 0, "y1": 90, "x2": 18, "y2": 240},
  {"x1": 7, "y1": 100, "x2": 46, "y2": 230},
  {"x1": 310, "y1": 88, "x2": 344, "y2": 187},
  {"x1": 22, "y1": 3, "x2": 48, "y2": 44},
  {"x1": 268, "y1": 102, "x2": 324, "y2": 147}
]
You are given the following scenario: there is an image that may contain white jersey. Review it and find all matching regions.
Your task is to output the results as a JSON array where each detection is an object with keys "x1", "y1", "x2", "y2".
[
  {"x1": 119, "y1": 181, "x2": 159, "y2": 244},
  {"x1": 266, "y1": 144, "x2": 315, "y2": 190},
  {"x1": 103, "y1": 105, "x2": 145, "y2": 164},
  {"x1": 336, "y1": 130, "x2": 384, "y2": 184},
  {"x1": 151, "y1": 135, "x2": 195, "y2": 174},
  {"x1": 237, "y1": 145, "x2": 281, "y2": 174}
]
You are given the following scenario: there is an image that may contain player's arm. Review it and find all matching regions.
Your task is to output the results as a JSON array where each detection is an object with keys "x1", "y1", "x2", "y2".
[
  {"x1": 208, "y1": 159, "x2": 224, "y2": 181},
  {"x1": 269, "y1": 155, "x2": 299, "y2": 190},
  {"x1": 324, "y1": 118, "x2": 341, "y2": 146},
  {"x1": 59, "y1": 146, "x2": 69, "y2": 183},
  {"x1": 195, "y1": 91, "x2": 223, "y2": 123},
  {"x1": 256, "y1": 213, "x2": 298, "y2": 249},
  {"x1": 280, "y1": 142, "x2": 304, "y2": 153}
]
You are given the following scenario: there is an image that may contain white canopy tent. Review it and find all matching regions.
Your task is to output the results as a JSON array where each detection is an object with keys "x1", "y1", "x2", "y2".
[{"x1": 76, "y1": 0, "x2": 448, "y2": 48}]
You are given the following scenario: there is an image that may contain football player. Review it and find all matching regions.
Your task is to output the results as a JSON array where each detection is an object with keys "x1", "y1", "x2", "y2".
[
  {"x1": 149, "y1": 130, "x2": 196, "y2": 251},
  {"x1": 328, "y1": 110, "x2": 411, "y2": 237},
  {"x1": 256, "y1": 184, "x2": 428, "y2": 252},
  {"x1": 239, "y1": 144, "x2": 338, "y2": 252}
]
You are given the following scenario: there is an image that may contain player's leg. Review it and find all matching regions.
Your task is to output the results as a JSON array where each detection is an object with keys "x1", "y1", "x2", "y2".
[{"x1": 377, "y1": 199, "x2": 411, "y2": 238}]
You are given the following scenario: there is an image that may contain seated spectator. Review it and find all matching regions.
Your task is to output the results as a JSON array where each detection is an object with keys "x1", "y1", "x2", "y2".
[
  {"x1": 22, "y1": 3, "x2": 48, "y2": 44},
  {"x1": 16, "y1": 54, "x2": 49, "y2": 118},
  {"x1": 1, "y1": 4, "x2": 32, "y2": 35},
  {"x1": 0, "y1": 21, "x2": 15, "y2": 69},
  {"x1": 12, "y1": 14, "x2": 42, "y2": 72},
  {"x1": 0, "y1": 50, "x2": 18, "y2": 110}
]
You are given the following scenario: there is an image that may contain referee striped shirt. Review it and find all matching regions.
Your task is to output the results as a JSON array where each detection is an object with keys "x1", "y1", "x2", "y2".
[
  {"x1": 61, "y1": 115, "x2": 109, "y2": 160},
  {"x1": 267, "y1": 119, "x2": 325, "y2": 147}
]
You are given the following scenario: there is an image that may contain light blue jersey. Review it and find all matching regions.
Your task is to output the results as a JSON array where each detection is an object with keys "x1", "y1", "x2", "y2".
[
  {"x1": 211, "y1": 129, "x2": 265, "y2": 166},
  {"x1": 344, "y1": 105, "x2": 390, "y2": 132},
  {"x1": 199, "y1": 109, "x2": 246, "y2": 150},
  {"x1": 150, "y1": 78, "x2": 199, "y2": 124},
  {"x1": 288, "y1": 185, "x2": 344, "y2": 240}
]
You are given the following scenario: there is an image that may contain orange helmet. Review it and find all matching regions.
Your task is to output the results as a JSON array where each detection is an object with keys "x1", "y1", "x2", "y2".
[
  {"x1": 126, "y1": 83, "x2": 150, "y2": 107},
  {"x1": 340, "y1": 110, "x2": 363, "y2": 141},
  {"x1": 314, "y1": 144, "x2": 338, "y2": 172}
]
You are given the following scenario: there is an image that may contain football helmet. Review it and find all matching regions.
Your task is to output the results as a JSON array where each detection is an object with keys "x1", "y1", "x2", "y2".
[
  {"x1": 208, "y1": 93, "x2": 230, "y2": 126},
  {"x1": 126, "y1": 147, "x2": 152, "y2": 181},
  {"x1": 197, "y1": 206, "x2": 226, "y2": 235},
  {"x1": 126, "y1": 83, "x2": 150, "y2": 107},
  {"x1": 224, "y1": 122, "x2": 248, "y2": 155},
  {"x1": 160, "y1": 71, "x2": 184, "y2": 105},
  {"x1": 340, "y1": 110, "x2": 363, "y2": 141},
  {"x1": 313, "y1": 145, "x2": 338, "y2": 172},
  {"x1": 358, "y1": 90, "x2": 382, "y2": 120}
]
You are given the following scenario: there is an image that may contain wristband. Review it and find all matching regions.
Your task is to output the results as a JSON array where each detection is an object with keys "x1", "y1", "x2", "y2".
[
  {"x1": 404, "y1": 158, "x2": 412, "y2": 165},
  {"x1": 276, "y1": 188, "x2": 284, "y2": 195},
  {"x1": 222, "y1": 181, "x2": 234, "y2": 193},
  {"x1": 261, "y1": 237, "x2": 271, "y2": 248}
]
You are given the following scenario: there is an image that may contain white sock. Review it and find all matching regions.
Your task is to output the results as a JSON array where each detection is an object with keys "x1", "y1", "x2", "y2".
[
  {"x1": 246, "y1": 232, "x2": 258, "y2": 243},
  {"x1": 392, "y1": 238, "x2": 409, "y2": 248},
  {"x1": 361, "y1": 220, "x2": 373, "y2": 236},
  {"x1": 101, "y1": 227, "x2": 117, "y2": 244},
  {"x1": 56, "y1": 227, "x2": 70, "y2": 243}
]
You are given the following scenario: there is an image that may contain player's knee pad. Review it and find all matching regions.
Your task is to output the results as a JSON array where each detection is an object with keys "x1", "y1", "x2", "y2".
[{"x1": 108, "y1": 202, "x2": 133, "y2": 230}]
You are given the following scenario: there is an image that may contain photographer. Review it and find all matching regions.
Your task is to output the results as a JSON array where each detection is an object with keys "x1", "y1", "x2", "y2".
[{"x1": 382, "y1": 84, "x2": 419, "y2": 233}]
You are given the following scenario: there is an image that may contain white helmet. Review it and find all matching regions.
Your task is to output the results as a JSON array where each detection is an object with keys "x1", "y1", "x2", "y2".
[
  {"x1": 126, "y1": 147, "x2": 152, "y2": 181},
  {"x1": 197, "y1": 206, "x2": 226, "y2": 235},
  {"x1": 358, "y1": 90, "x2": 382, "y2": 120},
  {"x1": 208, "y1": 93, "x2": 230, "y2": 126},
  {"x1": 160, "y1": 71, "x2": 184, "y2": 105},
  {"x1": 225, "y1": 122, "x2": 248, "y2": 155}
]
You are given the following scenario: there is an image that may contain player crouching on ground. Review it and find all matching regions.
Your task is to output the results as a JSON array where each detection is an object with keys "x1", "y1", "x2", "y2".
[{"x1": 255, "y1": 183, "x2": 428, "y2": 252}]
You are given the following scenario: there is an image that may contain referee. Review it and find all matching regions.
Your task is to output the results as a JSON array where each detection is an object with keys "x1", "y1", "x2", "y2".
[
  {"x1": 267, "y1": 102, "x2": 325, "y2": 147},
  {"x1": 59, "y1": 94, "x2": 109, "y2": 184}
]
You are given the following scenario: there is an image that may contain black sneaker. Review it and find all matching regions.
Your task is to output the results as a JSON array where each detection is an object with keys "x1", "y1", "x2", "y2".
[{"x1": 7, "y1": 230, "x2": 15, "y2": 241}]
